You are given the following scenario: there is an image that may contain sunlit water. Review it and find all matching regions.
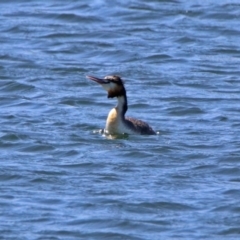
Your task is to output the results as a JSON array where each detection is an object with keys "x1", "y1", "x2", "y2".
[{"x1": 1, "y1": 0, "x2": 240, "y2": 239}]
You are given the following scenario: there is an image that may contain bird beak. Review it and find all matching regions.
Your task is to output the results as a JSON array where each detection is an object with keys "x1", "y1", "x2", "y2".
[{"x1": 86, "y1": 75, "x2": 109, "y2": 84}]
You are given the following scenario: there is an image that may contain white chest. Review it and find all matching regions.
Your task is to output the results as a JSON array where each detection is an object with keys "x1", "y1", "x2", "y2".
[{"x1": 105, "y1": 108, "x2": 134, "y2": 135}]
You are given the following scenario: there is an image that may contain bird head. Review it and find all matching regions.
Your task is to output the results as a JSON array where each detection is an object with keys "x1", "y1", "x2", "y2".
[{"x1": 87, "y1": 75, "x2": 126, "y2": 98}]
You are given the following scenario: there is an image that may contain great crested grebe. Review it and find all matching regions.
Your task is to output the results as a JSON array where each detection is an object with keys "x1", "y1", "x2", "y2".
[{"x1": 86, "y1": 75, "x2": 156, "y2": 135}]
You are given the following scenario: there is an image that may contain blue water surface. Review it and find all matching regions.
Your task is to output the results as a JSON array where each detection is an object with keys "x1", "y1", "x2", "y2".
[{"x1": 1, "y1": 0, "x2": 240, "y2": 239}]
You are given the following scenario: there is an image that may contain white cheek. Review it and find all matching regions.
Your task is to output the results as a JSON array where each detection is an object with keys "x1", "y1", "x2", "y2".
[
  {"x1": 102, "y1": 82, "x2": 116, "y2": 91},
  {"x1": 102, "y1": 84, "x2": 111, "y2": 91}
]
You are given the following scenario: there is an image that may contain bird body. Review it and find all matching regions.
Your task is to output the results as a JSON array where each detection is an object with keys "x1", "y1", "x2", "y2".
[{"x1": 87, "y1": 75, "x2": 155, "y2": 135}]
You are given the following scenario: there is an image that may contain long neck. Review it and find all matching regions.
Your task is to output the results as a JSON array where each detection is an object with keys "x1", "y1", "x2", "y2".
[{"x1": 116, "y1": 94, "x2": 128, "y2": 118}]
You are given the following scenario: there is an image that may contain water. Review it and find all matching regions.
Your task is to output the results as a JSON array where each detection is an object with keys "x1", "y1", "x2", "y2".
[{"x1": 1, "y1": 0, "x2": 240, "y2": 239}]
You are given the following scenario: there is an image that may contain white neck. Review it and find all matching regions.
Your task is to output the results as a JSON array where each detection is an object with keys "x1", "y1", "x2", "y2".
[
  {"x1": 116, "y1": 95, "x2": 128, "y2": 118},
  {"x1": 105, "y1": 94, "x2": 130, "y2": 135}
]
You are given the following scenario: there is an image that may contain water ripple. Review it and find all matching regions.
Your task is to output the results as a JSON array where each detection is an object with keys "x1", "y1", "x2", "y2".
[{"x1": 1, "y1": 0, "x2": 240, "y2": 239}]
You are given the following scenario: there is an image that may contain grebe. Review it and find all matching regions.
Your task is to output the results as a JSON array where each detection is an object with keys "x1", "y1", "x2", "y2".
[{"x1": 86, "y1": 75, "x2": 156, "y2": 135}]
